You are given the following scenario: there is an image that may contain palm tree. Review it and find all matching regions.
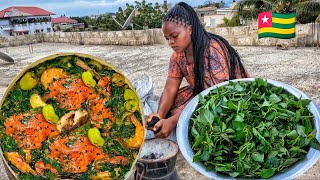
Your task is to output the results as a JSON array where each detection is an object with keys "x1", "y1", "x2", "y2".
[{"x1": 235, "y1": 0, "x2": 320, "y2": 24}]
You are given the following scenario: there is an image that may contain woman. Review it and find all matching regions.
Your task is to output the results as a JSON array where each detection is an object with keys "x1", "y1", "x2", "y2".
[{"x1": 147, "y1": 2, "x2": 249, "y2": 138}]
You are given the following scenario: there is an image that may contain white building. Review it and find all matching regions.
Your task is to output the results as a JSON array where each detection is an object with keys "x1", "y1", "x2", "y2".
[
  {"x1": 195, "y1": 3, "x2": 238, "y2": 28},
  {"x1": 0, "y1": 6, "x2": 55, "y2": 37}
]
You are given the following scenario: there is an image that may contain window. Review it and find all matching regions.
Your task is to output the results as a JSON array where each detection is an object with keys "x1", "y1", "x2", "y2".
[{"x1": 201, "y1": 13, "x2": 204, "y2": 17}]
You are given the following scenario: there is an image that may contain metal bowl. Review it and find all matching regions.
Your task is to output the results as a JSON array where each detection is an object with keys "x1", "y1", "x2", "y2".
[
  {"x1": 176, "y1": 78, "x2": 320, "y2": 180},
  {"x1": 0, "y1": 53, "x2": 145, "y2": 179}
]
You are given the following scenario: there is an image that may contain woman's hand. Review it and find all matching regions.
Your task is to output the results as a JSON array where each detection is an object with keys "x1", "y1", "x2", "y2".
[
  {"x1": 146, "y1": 113, "x2": 161, "y2": 129},
  {"x1": 146, "y1": 113, "x2": 175, "y2": 138},
  {"x1": 153, "y1": 118, "x2": 175, "y2": 138}
]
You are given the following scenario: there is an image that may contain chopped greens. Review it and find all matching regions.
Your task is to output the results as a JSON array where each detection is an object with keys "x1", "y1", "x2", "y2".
[{"x1": 190, "y1": 78, "x2": 320, "y2": 178}]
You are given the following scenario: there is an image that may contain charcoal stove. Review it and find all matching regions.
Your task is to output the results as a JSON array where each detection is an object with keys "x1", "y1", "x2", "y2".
[{"x1": 135, "y1": 138, "x2": 179, "y2": 180}]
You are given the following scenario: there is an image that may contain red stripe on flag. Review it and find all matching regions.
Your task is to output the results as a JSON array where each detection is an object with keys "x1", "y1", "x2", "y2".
[{"x1": 258, "y1": 12, "x2": 272, "y2": 29}]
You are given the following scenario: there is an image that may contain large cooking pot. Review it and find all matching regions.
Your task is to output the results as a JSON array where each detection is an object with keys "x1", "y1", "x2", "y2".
[
  {"x1": 0, "y1": 53, "x2": 145, "y2": 179},
  {"x1": 177, "y1": 78, "x2": 320, "y2": 180}
]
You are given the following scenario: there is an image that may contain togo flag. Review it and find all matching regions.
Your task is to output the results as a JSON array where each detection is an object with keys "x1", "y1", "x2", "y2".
[{"x1": 258, "y1": 12, "x2": 296, "y2": 39}]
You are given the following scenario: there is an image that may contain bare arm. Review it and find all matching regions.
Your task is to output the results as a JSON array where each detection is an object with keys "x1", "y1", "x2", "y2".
[{"x1": 157, "y1": 76, "x2": 182, "y2": 119}]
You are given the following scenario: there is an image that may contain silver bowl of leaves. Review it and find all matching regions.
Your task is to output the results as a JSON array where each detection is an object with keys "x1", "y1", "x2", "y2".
[{"x1": 176, "y1": 78, "x2": 320, "y2": 179}]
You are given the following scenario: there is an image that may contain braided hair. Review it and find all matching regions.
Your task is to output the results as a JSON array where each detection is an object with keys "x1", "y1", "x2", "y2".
[{"x1": 163, "y1": 2, "x2": 248, "y2": 94}]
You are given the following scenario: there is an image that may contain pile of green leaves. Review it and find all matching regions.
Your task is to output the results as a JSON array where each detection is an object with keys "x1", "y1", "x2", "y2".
[{"x1": 189, "y1": 79, "x2": 320, "y2": 178}]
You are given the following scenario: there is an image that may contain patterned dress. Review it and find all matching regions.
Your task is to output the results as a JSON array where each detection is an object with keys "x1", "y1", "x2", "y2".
[{"x1": 168, "y1": 39, "x2": 250, "y2": 114}]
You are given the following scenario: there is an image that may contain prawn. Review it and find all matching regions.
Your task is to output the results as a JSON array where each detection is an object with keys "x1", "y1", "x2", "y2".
[{"x1": 123, "y1": 114, "x2": 144, "y2": 149}]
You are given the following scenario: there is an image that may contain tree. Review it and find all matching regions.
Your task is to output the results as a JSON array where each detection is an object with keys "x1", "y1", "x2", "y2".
[
  {"x1": 131, "y1": 0, "x2": 168, "y2": 30},
  {"x1": 235, "y1": 0, "x2": 320, "y2": 24},
  {"x1": 223, "y1": 14, "x2": 241, "y2": 27},
  {"x1": 76, "y1": 0, "x2": 168, "y2": 31},
  {"x1": 96, "y1": 14, "x2": 121, "y2": 31},
  {"x1": 70, "y1": 16, "x2": 88, "y2": 28}
]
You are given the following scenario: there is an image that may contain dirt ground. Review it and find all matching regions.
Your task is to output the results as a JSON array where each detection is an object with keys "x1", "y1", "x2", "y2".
[{"x1": 0, "y1": 43, "x2": 319, "y2": 180}]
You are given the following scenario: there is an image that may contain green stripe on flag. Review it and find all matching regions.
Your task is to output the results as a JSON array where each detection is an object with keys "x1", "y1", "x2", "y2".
[
  {"x1": 272, "y1": 12, "x2": 296, "y2": 19},
  {"x1": 258, "y1": 32, "x2": 295, "y2": 39},
  {"x1": 272, "y1": 22, "x2": 296, "y2": 29}
]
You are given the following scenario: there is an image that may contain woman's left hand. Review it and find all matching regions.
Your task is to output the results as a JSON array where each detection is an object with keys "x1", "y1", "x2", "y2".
[{"x1": 153, "y1": 118, "x2": 175, "y2": 138}]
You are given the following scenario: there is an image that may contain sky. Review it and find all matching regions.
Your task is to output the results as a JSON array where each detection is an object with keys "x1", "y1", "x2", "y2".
[{"x1": 0, "y1": 0, "x2": 237, "y2": 17}]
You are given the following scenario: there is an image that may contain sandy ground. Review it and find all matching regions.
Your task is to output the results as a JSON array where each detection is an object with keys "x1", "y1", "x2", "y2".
[{"x1": 0, "y1": 43, "x2": 320, "y2": 180}]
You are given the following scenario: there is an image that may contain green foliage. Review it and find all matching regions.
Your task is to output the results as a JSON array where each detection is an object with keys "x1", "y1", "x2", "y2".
[
  {"x1": 190, "y1": 78, "x2": 320, "y2": 178},
  {"x1": 235, "y1": 0, "x2": 320, "y2": 24},
  {"x1": 223, "y1": 15, "x2": 241, "y2": 27},
  {"x1": 1, "y1": 135, "x2": 18, "y2": 152},
  {"x1": 70, "y1": 0, "x2": 168, "y2": 30},
  {"x1": 1, "y1": 83, "x2": 44, "y2": 119}
]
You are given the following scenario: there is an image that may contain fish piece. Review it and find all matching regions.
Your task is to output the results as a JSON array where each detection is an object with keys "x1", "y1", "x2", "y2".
[
  {"x1": 76, "y1": 58, "x2": 101, "y2": 80},
  {"x1": 57, "y1": 110, "x2": 89, "y2": 133},
  {"x1": 47, "y1": 78, "x2": 94, "y2": 110},
  {"x1": 48, "y1": 136, "x2": 108, "y2": 173},
  {"x1": 4, "y1": 152, "x2": 37, "y2": 176},
  {"x1": 5, "y1": 113, "x2": 59, "y2": 149},
  {"x1": 40, "y1": 68, "x2": 68, "y2": 89}
]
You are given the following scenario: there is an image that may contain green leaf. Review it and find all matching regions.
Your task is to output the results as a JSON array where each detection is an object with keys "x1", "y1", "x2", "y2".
[
  {"x1": 279, "y1": 102, "x2": 287, "y2": 108},
  {"x1": 301, "y1": 99, "x2": 312, "y2": 107},
  {"x1": 235, "y1": 83, "x2": 244, "y2": 92},
  {"x1": 221, "y1": 122, "x2": 227, "y2": 131},
  {"x1": 214, "y1": 156, "x2": 225, "y2": 161},
  {"x1": 199, "y1": 107, "x2": 213, "y2": 124},
  {"x1": 252, "y1": 152, "x2": 264, "y2": 162},
  {"x1": 235, "y1": 113, "x2": 244, "y2": 122},
  {"x1": 267, "y1": 157, "x2": 280, "y2": 168},
  {"x1": 269, "y1": 94, "x2": 281, "y2": 103},
  {"x1": 235, "y1": 131, "x2": 245, "y2": 141},
  {"x1": 266, "y1": 111, "x2": 276, "y2": 121},
  {"x1": 262, "y1": 100, "x2": 271, "y2": 107},
  {"x1": 289, "y1": 147, "x2": 308, "y2": 153},
  {"x1": 201, "y1": 151, "x2": 210, "y2": 161},
  {"x1": 270, "y1": 127, "x2": 279, "y2": 137},
  {"x1": 256, "y1": 78, "x2": 268, "y2": 87},
  {"x1": 303, "y1": 118, "x2": 313, "y2": 134},
  {"x1": 192, "y1": 135, "x2": 203, "y2": 148},
  {"x1": 191, "y1": 126, "x2": 199, "y2": 138},
  {"x1": 260, "y1": 168, "x2": 276, "y2": 178},
  {"x1": 287, "y1": 130, "x2": 298, "y2": 139},
  {"x1": 227, "y1": 100, "x2": 237, "y2": 110},
  {"x1": 268, "y1": 151, "x2": 278, "y2": 159},
  {"x1": 310, "y1": 138, "x2": 320, "y2": 150},
  {"x1": 228, "y1": 172, "x2": 240, "y2": 177},
  {"x1": 282, "y1": 158, "x2": 299, "y2": 168},
  {"x1": 193, "y1": 150, "x2": 202, "y2": 162},
  {"x1": 236, "y1": 160, "x2": 244, "y2": 174},
  {"x1": 225, "y1": 128, "x2": 235, "y2": 134},
  {"x1": 297, "y1": 125, "x2": 307, "y2": 137},
  {"x1": 232, "y1": 121, "x2": 244, "y2": 131}
]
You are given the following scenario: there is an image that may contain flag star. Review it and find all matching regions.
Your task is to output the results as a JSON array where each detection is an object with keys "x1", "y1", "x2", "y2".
[{"x1": 262, "y1": 15, "x2": 269, "y2": 24}]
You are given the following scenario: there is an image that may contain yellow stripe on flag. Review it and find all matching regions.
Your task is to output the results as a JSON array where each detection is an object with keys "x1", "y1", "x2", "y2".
[
  {"x1": 272, "y1": 17, "x2": 296, "y2": 24},
  {"x1": 258, "y1": 27, "x2": 295, "y2": 35}
]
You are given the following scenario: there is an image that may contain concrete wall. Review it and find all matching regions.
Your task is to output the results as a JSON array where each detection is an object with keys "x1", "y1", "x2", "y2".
[
  {"x1": 206, "y1": 23, "x2": 318, "y2": 47},
  {"x1": 0, "y1": 23, "x2": 317, "y2": 47}
]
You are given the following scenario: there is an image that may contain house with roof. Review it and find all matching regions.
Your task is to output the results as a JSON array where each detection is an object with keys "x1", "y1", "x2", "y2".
[
  {"x1": 51, "y1": 16, "x2": 84, "y2": 32},
  {"x1": 194, "y1": 2, "x2": 238, "y2": 28},
  {"x1": 0, "y1": 6, "x2": 55, "y2": 37}
]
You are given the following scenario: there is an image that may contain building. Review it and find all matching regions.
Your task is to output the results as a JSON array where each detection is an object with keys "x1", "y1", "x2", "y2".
[
  {"x1": 194, "y1": 2, "x2": 238, "y2": 28},
  {"x1": 51, "y1": 16, "x2": 85, "y2": 32},
  {"x1": 194, "y1": 6, "x2": 218, "y2": 25},
  {"x1": 0, "y1": 6, "x2": 55, "y2": 37}
]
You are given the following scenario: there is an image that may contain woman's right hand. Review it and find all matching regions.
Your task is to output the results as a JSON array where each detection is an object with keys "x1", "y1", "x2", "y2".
[{"x1": 146, "y1": 113, "x2": 161, "y2": 130}]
